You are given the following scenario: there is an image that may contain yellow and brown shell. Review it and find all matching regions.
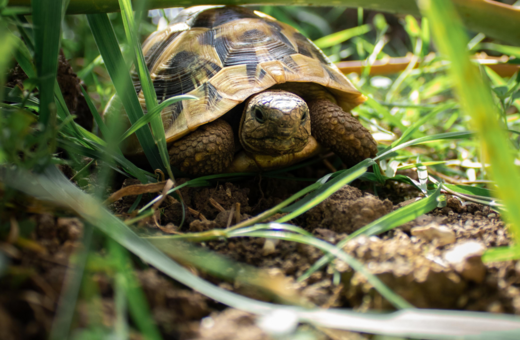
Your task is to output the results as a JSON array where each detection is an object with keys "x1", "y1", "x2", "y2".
[{"x1": 136, "y1": 6, "x2": 366, "y2": 143}]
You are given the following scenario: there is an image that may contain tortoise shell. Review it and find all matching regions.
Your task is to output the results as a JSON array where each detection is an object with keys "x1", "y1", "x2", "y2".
[{"x1": 135, "y1": 6, "x2": 366, "y2": 143}]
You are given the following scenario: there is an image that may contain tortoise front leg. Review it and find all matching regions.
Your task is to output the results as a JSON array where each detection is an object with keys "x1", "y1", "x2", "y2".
[
  {"x1": 309, "y1": 100, "x2": 377, "y2": 167},
  {"x1": 169, "y1": 119, "x2": 234, "y2": 175}
]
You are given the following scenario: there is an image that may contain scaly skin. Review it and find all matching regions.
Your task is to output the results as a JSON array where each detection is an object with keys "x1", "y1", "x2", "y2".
[
  {"x1": 239, "y1": 90, "x2": 311, "y2": 156},
  {"x1": 169, "y1": 88, "x2": 376, "y2": 175},
  {"x1": 308, "y1": 99, "x2": 377, "y2": 167},
  {"x1": 169, "y1": 119, "x2": 234, "y2": 175}
]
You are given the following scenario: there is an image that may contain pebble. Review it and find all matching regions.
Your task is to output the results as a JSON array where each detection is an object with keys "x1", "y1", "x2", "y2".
[
  {"x1": 411, "y1": 223, "x2": 456, "y2": 247},
  {"x1": 443, "y1": 241, "x2": 487, "y2": 283},
  {"x1": 262, "y1": 239, "x2": 279, "y2": 256}
]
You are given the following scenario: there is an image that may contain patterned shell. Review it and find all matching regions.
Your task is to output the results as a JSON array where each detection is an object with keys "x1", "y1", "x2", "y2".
[{"x1": 136, "y1": 6, "x2": 366, "y2": 142}]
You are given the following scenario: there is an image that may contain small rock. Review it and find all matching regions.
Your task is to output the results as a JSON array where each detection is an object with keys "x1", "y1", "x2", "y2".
[
  {"x1": 411, "y1": 223, "x2": 456, "y2": 247},
  {"x1": 262, "y1": 239, "x2": 279, "y2": 256},
  {"x1": 443, "y1": 241, "x2": 487, "y2": 283},
  {"x1": 464, "y1": 220, "x2": 474, "y2": 228},
  {"x1": 257, "y1": 309, "x2": 298, "y2": 336}
]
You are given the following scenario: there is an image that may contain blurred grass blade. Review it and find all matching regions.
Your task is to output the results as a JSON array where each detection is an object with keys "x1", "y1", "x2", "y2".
[
  {"x1": 119, "y1": 95, "x2": 196, "y2": 142},
  {"x1": 229, "y1": 224, "x2": 314, "y2": 238},
  {"x1": 118, "y1": 0, "x2": 174, "y2": 179},
  {"x1": 80, "y1": 86, "x2": 110, "y2": 138},
  {"x1": 363, "y1": 96, "x2": 407, "y2": 131},
  {"x1": 108, "y1": 240, "x2": 162, "y2": 340},
  {"x1": 149, "y1": 237, "x2": 311, "y2": 305},
  {"x1": 419, "y1": 0, "x2": 520, "y2": 245},
  {"x1": 31, "y1": 0, "x2": 64, "y2": 127},
  {"x1": 478, "y1": 43, "x2": 520, "y2": 59},
  {"x1": 314, "y1": 24, "x2": 371, "y2": 49},
  {"x1": 58, "y1": 138, "x2": 153, "y2": 182},
  {"x1": 299, "y1": 186, "x2": 443, "y2": 282},
  {"x1": 376, "y1": 131, "x2": 474, "y2": 161},
  {"x1": 54, "y1": 82, "x2": 83, "y2": 135},
  {"x1": 482, "y1": 245, "x2": 520, "y2": 262},
  {"x1": 391, "y1": 102, "x2": 457, "y2": 148},
  {"x1": 10, "y1": 32, "x2": 35, "y2": 78},
  {"x1": 0, "y1": 25, "x2": 16, "y2": 102},
  {"x1": 443, "y1": 183, "x2": 492, "y2": 198},
  {"x1": 87, "y1": 13, "x2": 163, "y2": 174},
  {"x1": 230, "y1": 226, "x2": 414, "y2": 310},
  {"x1": 49, "y1": 224, "x2": 93, "y2": 340}
]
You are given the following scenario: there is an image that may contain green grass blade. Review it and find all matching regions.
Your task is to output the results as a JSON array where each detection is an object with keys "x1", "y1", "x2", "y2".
[
  {"x1": 419, "y1": 0, "x2": 520, "y2": 246},
  {"x1": 54, "y1": 82, "x2": 83, "y2": 135},
  {"x1": 443, "y1": 183, "x2": 492, "y2": 198},
  {"x1": 278, "y1": 159, "x2": 375, "y2": 222},
  {"x1": 80, "y1": 86, "x2": 110, "y2": 138},
  {"x1": 119, "y1": 94, "x2": 196, "y2": 142},
  {"x1": 49, "y1": 224, "x2": 93, "y2": 340},
  {"x1": 477, "y1": 43, "x2": 520, "y2": 59},
  {"x1": 0, "y1": 26, "x2": 16, "y2": 103},
  {"x1": 148, "y1": 236, "x2": 311, "y2": 305},
  {"x1": 31, "y1": 0, "x2": 64, "y2": 127},
  {"x1": 376, "y1": 131, "x2": 474, "y2": 161},
  {"x1": 230, "y1": 227, "x2": 413, "y2": 309},
  {"x1": 482, "y1": 246, "x2": 520, "y2": 262},
  {"x1": 58, "y1": 138, "x2": 153, "y2": 182},
  {"x1": 10, "y1": 32, "x2": 35, "y2": 78},
  {"x1": 363, "y1": 96, "x2": 407, "y2": 131},
  {"x1": 229, "y1": 223, "x2": 314, "y2": 238},
  {"x1": 314, "y1": 24, "x2": 371, "y2": 49},
  {"x1": 390, "y1": 102, "x2": 457, "y2": 148},
  {"x1": 108, "y1": 240, "x2": 162, "y2": 340},
  {"x1": 298, "y1": 185, "x2": 442, "y2": 282},
  {"x1": 118, "y1": 0, "x2": 174, "y2": 179},
  {"x1": 87, "y1": 13, "x2": 163, "y2": 175}
]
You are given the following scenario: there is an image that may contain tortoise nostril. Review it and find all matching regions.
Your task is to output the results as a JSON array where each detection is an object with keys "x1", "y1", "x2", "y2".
[{"x1": 254, "y1": 108, "x2": 265, "y2": 123}]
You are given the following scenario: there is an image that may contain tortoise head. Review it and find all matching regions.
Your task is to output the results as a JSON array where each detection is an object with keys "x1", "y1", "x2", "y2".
[{"x1": 239, "y1": 90, "x2": 311, "y2": 156}]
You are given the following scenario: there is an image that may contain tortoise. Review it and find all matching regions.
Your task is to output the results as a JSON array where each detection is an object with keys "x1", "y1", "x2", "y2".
[{"x1": 105, "y1": 5, "x2": 377, "y2": 175}]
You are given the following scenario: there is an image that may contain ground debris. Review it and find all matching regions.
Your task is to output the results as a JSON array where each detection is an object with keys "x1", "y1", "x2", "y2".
[
  {"x1": 2, "y1": 171, "x2": 518, "y2": 340},
  {"x1": 305, "y1": 185, "x2": 393, "y2": 233}
]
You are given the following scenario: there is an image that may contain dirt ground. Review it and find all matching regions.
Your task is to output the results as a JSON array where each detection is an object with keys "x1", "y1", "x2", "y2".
[{"x1": 1, "y1": 164, "x2": 519, "y2": 340}]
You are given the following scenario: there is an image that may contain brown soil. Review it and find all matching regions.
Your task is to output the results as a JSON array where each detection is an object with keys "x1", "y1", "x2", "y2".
[{"x1": 2, "y1": 164, "x2": 517, "y2": 340}]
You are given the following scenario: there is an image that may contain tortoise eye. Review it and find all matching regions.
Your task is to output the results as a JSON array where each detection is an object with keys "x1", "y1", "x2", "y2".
[
  {"x1": 301, "y1": 111, "x2": 307, "y2": 121},
  {"x1": 254, "y1": 108, "x2": 265, "y2": 123}
]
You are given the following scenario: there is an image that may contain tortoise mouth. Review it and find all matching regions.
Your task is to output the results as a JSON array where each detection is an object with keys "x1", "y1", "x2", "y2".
[
  {"x1": 247, "y1": 135, "x2": 310, "y2": 155},
  {"x1": 239, "y1": 90, "x2": 312, "y2": 156}
]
